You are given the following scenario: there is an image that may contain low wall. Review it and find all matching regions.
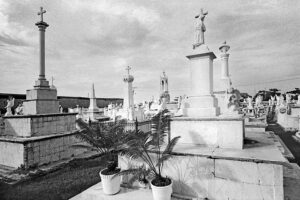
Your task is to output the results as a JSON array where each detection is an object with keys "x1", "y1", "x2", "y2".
[
  {"x1": 0, "y1": 132, "x2": 85, "y2": 168},
  {"x1": 170, "y1": 117, "x2": 245, "y2": 149},
  {"x1": 3, "y1": 113, "x2": 77, "y2": 137},
  {"x1": 119, "y1": 153, "x2": 283, "y2": 200}
]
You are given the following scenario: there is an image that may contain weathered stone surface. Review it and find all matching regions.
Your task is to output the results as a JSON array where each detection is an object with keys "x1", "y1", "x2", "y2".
[
  {"x1": 3, "y1": 113, "x2": 76, "y2": 137},
  {"x1": 170, "y1": 117, "x2": 244, "y2": 149},
  {"x1": 0, "y1": 131, "x2": 85, "y2": 168}
]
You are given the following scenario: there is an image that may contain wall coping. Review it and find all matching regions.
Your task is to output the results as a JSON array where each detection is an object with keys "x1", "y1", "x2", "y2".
[
  {"x1": 0, "y1": 130, "x2": 78, "y2": 144},
  {"x1": 3, "y1": 113, "x2": 77, "y2": 119}
]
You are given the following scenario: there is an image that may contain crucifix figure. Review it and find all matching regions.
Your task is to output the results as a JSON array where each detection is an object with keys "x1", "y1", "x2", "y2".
[
  {"x1": 126, "y1": 66, "x2": 131, "y2": 75},
  {"x1": 38, "y1": 7, "x2": 46, "y2": 22},
  {"x1": 193, "y1": 8, "x2": 208, "y2": 49}
]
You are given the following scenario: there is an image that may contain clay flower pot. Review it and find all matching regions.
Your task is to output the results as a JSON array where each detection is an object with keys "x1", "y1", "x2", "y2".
[
  {"x1": 99, "y1": 169, "x2": 121, "y2": 195},
  {"x1": 150, "y1": 179, "x2": 173, "y2": 200}
]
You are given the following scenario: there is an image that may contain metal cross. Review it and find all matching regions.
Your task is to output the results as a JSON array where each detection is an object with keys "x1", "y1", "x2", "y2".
[
  {"x1": 38, "y1": 7, "x2": 46, "y2": 22},
  {"x1": 126, "y1": 66, "x2": 131, "y2": 75}
]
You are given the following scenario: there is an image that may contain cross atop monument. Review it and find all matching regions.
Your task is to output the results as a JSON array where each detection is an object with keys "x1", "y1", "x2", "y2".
[
  {"x1": 38, "y1": 7, "x2": 46, "y2": 22},
  {"x1": 193, "y1": 8, "x2": 208, "y2": 49},
  {"x1": 126, "y1": 66, "x2": 131, "y2": 75}
]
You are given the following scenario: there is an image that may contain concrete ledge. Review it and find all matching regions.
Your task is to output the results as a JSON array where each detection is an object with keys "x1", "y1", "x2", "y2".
[
  {"x1": 2, "y1": 113, "x2": 77, "y2": 119},
  {"x1": 0, "y1": 130, "x2": 78, "y2": 144}
]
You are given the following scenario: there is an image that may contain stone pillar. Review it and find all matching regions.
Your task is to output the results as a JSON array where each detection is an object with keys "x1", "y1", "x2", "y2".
[
  {"x1": 34, "y1": 21, "x2": 49, "y2": 88},
  {"x1": 219, "y1": 41, "x2": 231, "y2": 91},
  {"x1": 123, "y1": 67, "x2": 135, "y2": 120},
  {"x1": 183, "y1": 47, "x2": 220, "y2": 117}
]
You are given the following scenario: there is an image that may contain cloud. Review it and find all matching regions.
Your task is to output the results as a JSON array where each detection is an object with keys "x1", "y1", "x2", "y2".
[{"x1": 1, "y1": 0, "x2": 300, "y2": 102}]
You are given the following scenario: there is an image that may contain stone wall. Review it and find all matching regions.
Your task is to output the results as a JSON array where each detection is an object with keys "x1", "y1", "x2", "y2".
[
  {"x1": 0, "y1": 132, "x2": 85, "y2": 168},
  {"x1": 119, "y1": 154, "x2": 284, "y2": 200},
  {"x1": 0, "y1": 141, "x2": 24, "y2": 168},
  {"x1": 4, "y1": 113, "x2": 77, "y2": 137},
  {"x1": 24, "y1": 133, "x2": 84, "y2": 168}
]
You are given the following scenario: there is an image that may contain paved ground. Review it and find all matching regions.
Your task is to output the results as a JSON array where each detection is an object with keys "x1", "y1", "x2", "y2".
[{"x1": 267, "y1": 124, "x2": 300, "y2": 166}]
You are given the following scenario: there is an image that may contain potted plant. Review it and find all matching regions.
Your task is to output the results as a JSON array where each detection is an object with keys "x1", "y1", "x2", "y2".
[
  {"x1": 119, "y1": 109, "x2": 180, "y2": 200},
  {"x1": 75, "y1": 119, "x2": 130, "y2": 195}
]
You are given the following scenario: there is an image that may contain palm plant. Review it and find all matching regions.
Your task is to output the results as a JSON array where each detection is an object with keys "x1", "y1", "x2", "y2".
[
  {"x1": 75, "y1": 118, "x2": 132, "y2": 174},
  {"x1": 118, "y1": 109, "x2": 180, "y2": 187}
]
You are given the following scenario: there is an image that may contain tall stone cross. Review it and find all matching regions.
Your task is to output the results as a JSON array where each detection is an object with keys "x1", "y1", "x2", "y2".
[
  {"x1": 38, "y1": 7, "x2": 46, "y2": 22},
  {"x1": 193, "y1": 8, "x2": 208, "y2": 49},
  {"x1": 126, "y1": 66, "x2": 131, "y2": 75}
]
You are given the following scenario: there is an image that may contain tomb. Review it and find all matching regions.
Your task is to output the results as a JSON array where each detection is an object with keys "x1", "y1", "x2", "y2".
[{"x1": 0, "y1": 7, "x2": 83, "y2": 169}]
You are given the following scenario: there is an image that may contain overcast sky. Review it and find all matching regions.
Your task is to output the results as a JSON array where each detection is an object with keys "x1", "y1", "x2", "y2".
[{"x1": 0, "y1": 0, "x2": 299, "y2": 102}]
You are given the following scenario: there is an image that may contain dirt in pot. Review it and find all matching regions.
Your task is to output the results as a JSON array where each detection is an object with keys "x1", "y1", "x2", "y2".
[
  {"x1": 151, "y1": 177, "x2": 171, "y2": 187},
  {"x1": 101, "y1": 161, "x2": 121, "y2": 175}
]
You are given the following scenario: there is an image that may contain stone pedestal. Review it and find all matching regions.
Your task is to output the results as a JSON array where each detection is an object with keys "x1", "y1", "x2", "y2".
[
  {"x1": 183, "y1": 49, "x2": 220, "y2": 117},
  {"x1": 170, "y1": 117, "x2": 245, "y2": 149},
  {"x1": 23, "y1": 88, "x2": 59, "y2": 115}
]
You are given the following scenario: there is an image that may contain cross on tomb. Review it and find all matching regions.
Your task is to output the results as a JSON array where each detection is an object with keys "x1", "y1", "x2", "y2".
[
  {"x1": 37, "y1": 7, "x2": 46, "y2": 22},
  {"x1": 51, "y1": 76, "x2": 54, "y2": 86},
  {"x1": 126, "y1": 66, "x2": 131, "y2": 75}
]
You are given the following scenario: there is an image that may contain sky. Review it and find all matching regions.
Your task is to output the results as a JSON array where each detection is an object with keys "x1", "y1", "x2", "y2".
[{"x1": 0, "y1": 0, "x2": 299, "y2": 103}]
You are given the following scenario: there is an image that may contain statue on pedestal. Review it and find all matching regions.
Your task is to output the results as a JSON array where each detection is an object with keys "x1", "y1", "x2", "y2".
[
  {"x1": 5, "y1": 96, "x2": 15, "y2": 116},
  {"x1": 193, "y1": 8, "x2": 208, "y2": 49},
  {"x1": 247, "y1": 96, "x2": 253, "y2": 110}
]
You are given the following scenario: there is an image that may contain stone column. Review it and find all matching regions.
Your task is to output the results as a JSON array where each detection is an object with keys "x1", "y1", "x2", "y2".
[
  {"x1": 34, "y1": 21, "x2": 49, "y2": 88},
  {"x1": 123, "y1": 68, "x2": 135, "y2": 120},
  {"x1": 219, "y1": 41, "x2": 231, "y2": 91},
  {"x1": 183, "y1": 48, "x2": 220, "y2": 117}
]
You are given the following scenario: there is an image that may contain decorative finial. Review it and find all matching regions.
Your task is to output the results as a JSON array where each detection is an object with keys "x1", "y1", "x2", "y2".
[
  {"x1": 193, "y1": 8, "x2": 208, "y2": 49},
  {"x1": 219, "y1": 41, "x2": 230, "y2": 53},
  {"x1": 37, "y1": 7, "x2": 46, "y2": 22}
]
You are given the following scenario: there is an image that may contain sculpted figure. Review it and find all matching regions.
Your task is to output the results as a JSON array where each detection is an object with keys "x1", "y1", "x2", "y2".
[
  {"x1": 5, "y1": 96, "x2": 14, "y2": 116},
  {"x1": 193, "y1": 8, "x2": 208, "y2": 49}
]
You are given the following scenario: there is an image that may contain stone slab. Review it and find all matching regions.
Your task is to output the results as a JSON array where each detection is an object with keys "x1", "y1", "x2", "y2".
[{"x1": 170, "y1": 117, "x2": 244, "y2": 149}]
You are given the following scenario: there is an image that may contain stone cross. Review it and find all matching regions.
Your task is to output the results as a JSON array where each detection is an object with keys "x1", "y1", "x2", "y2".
[
  {"x1": 38, "y1": 7, "x2": 46, "y2": 22},
  {"x1": 193, "y1": 8, "x2": 208, "y2": 49},
  {"x1": 126, "y1": 66, "x2": 131, "y2": 75},
  {"x1": 51, "y1": 76, "x2": 54, "y2": 85}
]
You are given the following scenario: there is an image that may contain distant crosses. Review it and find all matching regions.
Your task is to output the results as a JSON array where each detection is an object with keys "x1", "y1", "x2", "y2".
[
  {"x1": 37, "y1": 7, "x2": 46, "y2": 22},
  {"x1": 126, "y1": 66, "x2": 131, "y2": 75}
]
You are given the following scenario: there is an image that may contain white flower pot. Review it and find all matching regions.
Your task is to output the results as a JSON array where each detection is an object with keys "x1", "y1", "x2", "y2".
[
  {"x1": 150, "y1": 179, "x2": 173, "y2": 200},
  {"x1": 99, "y1": 169, "x2": 121, "y2": 195}
]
